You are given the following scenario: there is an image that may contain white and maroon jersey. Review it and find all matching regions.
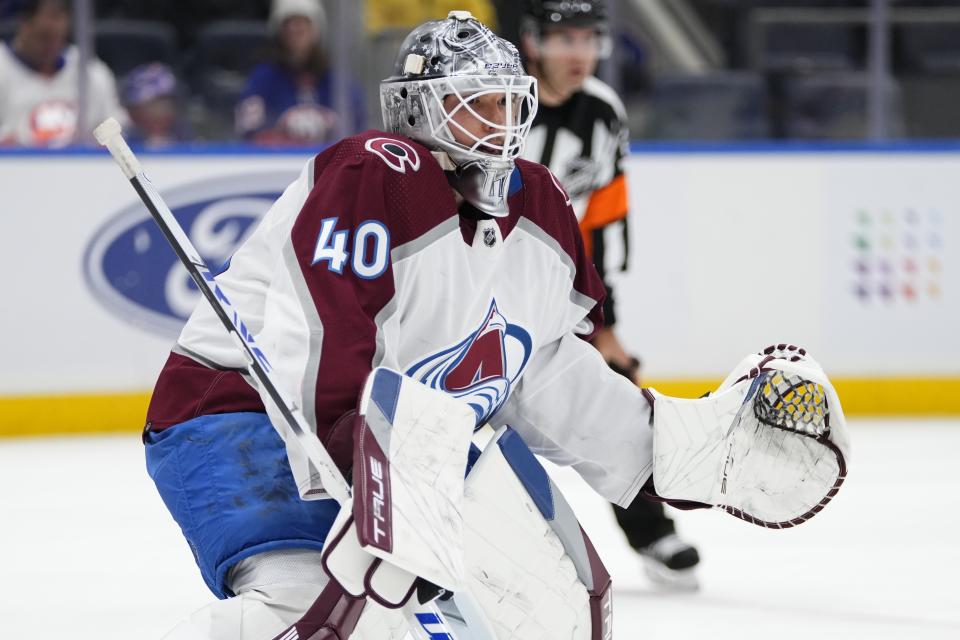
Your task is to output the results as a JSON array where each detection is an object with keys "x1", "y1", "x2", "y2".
[
  {"x1": 0, "y1": 43, "x2": 128, "y2": 147},
  {"x1": 147, "y1": 131, "x2": 653, "y2": 506}
]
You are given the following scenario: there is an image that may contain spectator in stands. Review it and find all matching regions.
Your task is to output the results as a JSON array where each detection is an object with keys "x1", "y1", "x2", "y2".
[
  {"x1": 235, "y1": 0, "x2": 364, "y2": 145},
  {"x1": 121, "y1": 62, "x2": 190, "y2": 147},
  {"x1": 0, "y1": 0, "x2": 127, "y2": 147}
]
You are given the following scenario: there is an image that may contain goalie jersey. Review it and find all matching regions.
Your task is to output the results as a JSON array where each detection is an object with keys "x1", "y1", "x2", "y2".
[{"x1": 146, "y1": 130, "x2": 653, "y2": 506}]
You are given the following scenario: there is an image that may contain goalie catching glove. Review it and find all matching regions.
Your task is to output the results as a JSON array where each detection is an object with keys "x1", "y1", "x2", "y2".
[{"x1": 645, "y1": 344, "x2": 849, "y2": 528}]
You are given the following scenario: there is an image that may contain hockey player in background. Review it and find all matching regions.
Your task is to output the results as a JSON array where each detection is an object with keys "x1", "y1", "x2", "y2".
[
  {"x1": 139, "y1": 11, "x2": 848, "y2": 640},
  {"x1": 516, "y1": 0, "x2": 701, "y2": 589}
]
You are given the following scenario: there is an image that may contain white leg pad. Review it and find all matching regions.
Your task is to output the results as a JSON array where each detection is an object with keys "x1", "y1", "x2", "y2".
[
  {"x1": 159, "y1": 549, "x2": 407, "y2": 640},
  {"x1": 458, "y1": 427, "x2": 610, "y2": 639},
  {"x1": 353, "y1": 368, "x2": 476, "y2": 591}
]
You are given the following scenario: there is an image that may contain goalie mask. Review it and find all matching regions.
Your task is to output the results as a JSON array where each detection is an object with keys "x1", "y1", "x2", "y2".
[{"x1": 380, "y1": 11, "x2": 538, "y2": 217}]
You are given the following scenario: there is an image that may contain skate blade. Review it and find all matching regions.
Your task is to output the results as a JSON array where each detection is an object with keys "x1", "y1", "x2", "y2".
[{"x1": 641, "y1": 557, "x2": 700, "y2": 592}]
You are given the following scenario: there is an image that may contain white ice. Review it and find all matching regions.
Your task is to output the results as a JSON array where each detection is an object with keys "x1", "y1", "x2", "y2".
[{"x1": 0, "y1": 419, "x2": 957, "y2": 639}]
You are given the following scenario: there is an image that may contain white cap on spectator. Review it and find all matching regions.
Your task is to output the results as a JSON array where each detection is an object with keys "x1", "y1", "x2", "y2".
[{"x1": 269, "y1": 0, "x2": 327, "y2": 39}]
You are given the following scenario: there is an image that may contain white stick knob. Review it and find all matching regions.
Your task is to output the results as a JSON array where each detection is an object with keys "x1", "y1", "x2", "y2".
[{"x1": 94, "y1": 117, "x2": 142, "y2": 179}]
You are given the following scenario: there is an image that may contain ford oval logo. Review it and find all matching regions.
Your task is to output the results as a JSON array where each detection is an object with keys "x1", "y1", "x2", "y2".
[{"x1": 83, "y1": 172, "x2": 297, "y2": 336}]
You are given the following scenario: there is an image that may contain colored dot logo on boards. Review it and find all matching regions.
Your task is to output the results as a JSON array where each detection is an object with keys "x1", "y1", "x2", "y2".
[{"x1": 850, "y1": 207, "x2": 944, "y2": 304}]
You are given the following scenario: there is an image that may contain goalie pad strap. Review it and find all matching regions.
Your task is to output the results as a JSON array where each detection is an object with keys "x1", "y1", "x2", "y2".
[
  {"x1": 321, "y1": 506, "x2": 420, "y2": 609},
  {"x1": 363, "y1": 558, "x2": 418, "y2": 609},
  {"x1": 269, "y1": 578, "x2": 366, "y2": 640}
]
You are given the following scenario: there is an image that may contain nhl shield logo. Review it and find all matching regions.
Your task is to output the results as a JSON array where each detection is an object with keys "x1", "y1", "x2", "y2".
[
  {"x1": 482, "y1": 226, "x2": 497, "y2": 247},
  {"x1": 406, "y1": 300, "x2": 532, "y2": 425}
]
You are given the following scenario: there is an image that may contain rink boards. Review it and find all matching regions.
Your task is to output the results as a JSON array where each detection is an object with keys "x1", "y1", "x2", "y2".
[{"x1": 1, "y1": 144, "x2": 958, "y2": 435}]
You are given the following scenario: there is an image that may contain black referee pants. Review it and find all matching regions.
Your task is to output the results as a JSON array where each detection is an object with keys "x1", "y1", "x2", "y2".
[{"x1": 611, "y1": 496, "x2": 676, "y2": 550}]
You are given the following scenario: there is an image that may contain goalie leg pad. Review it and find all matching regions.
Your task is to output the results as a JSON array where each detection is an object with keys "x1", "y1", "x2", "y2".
[
  {"x1": 457, "y1": 426, "x2": 612, "y2": 640},
  {"x1": 351, "y1": 367, "x2": 476, "y2": 591},
  {"x1": 160, "y1": 586, "x2": 325, "y2": 640},
  {"x1": 160, "y1": 549, "x2": 408, "y2": 640},
  {"x1": 160, "y1": 550, "x2": 344, "y2": 640},
  {"x1": 323, "y1": 368, "x2": 475, "y2": 610},
  {"x1": 495, "y1": 429, "x2": 613, "y2": 639}
]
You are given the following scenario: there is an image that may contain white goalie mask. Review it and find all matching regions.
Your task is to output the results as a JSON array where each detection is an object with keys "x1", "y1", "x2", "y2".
[{"x1": 380, "y1": 11, "x2": 539, "y2": 217}]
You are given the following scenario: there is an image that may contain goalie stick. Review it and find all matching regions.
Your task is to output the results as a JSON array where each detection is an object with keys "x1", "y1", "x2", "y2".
[{"x1": 93, "y1": 117, "x2": 464, "y2": 640}]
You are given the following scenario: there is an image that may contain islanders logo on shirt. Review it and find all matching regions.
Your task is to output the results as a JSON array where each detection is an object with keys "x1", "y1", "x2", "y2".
[{"x1": 406, "y1": 300, "x2": 532, "y2": 426}]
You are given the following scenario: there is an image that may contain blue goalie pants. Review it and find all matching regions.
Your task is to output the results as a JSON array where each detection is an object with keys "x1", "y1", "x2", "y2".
[{"x1": 145, "y1": 411, "x2": 340, "y2": 598}]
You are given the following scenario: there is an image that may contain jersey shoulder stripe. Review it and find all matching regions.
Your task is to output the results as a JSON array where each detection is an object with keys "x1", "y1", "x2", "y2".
[
  {"x1": 581, "y1": 76, "x2": 628, "y2": 123},
  {"x1": 513, "y1": 158, "x2": 605, "y2": 323}
]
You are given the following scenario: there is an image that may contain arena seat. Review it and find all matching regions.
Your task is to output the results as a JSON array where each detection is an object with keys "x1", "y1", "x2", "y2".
[
  {"x1": 781, "y1": 72, "x2": 904, "y2": 139},
  {"x1": 753, "y1": 21, "x2": 861, "y2": 73},
  {"x1": 646, "y1": 72, "x2": 770, "y2": 140},
  {"x1": 898, "y1": 23, "x2": 960, "y2": 74},
  {"x1": 189, "y1": 20, "x2": 269, "y2": 116},
  {"x1": 94, "y1": 19, "x2": 178, "y2": 77}
]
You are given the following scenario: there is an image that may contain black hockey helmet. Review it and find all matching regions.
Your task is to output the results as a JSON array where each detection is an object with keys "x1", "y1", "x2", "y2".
[
  {"x1": 521, "y1": 0, "x2": 608, "y2": 32},
  {"x1": 519, "y1": 0, "x2": 611, "y2": 60}
]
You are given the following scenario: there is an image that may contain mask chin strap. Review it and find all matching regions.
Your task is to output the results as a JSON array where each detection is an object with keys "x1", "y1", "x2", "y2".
[{"x1": 441, "y1": 156, "x2": 513, "y2": 218}]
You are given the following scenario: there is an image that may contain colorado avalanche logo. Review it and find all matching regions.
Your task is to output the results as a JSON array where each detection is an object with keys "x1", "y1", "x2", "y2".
[
  {"x1": 406, "y1": 300, "x2": 532, "y2": 426},
  {"x1": 365, "y1": 137, "x2": 420, "y2": 173}
]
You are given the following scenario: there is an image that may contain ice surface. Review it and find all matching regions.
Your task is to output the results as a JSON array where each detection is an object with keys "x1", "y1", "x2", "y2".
[{"x1": 0, "y1": 420, "x2": 957, "y2": 639}]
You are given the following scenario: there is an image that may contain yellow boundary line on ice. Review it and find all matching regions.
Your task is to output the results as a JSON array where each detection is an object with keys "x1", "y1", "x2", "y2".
[{"x1": 1, "y1": 377, "x2": 959, "y2": 438}]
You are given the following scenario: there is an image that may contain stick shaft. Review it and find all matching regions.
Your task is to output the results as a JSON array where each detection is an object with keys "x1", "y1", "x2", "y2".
[{"x1": 98, "y1": 123, "x2": 463, "y2": 638}]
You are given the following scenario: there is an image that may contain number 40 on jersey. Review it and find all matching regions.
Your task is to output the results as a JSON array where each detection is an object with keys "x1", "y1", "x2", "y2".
[{"x1": 312, "y1": 217, "x2": 390, "y2": 279}]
